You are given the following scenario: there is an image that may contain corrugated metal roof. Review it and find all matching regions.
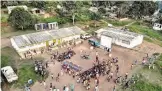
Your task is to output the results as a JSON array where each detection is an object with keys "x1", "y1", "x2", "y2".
[
  {"x1": 99, "y1": 27, "x2": 142, "y2": 41},
  {"x1": 12, "y1": 26, "x2": 85, "y2": 48}
]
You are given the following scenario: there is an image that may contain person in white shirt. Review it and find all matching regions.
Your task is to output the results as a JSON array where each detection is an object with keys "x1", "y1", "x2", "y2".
[
  {"x1": 95, "y1": 85, "x2": 99, "y2": 91},
  {"x1": 65, "y1": 86, "x2": 69, "y2": 91}
]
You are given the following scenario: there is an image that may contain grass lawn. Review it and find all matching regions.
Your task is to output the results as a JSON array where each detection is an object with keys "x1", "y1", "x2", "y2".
[
  {"x1": 120, "y1": 54, "x2": 162, "y2": 91},
  {"x1": 130, "y1": 79, "x2": 162, "y2": 91},
  {"x1": 14, "y1": 64, "x2": 44, "y2": 88},
  {"x1": 1, "y1": 26, "x2": 35, "y2": 38},
  {"x1": 106, "y1": 19, "x2": 134, "y2": 26},
  {"x1": 1, "y1": 46, "x2": 47, "y2": 88}
]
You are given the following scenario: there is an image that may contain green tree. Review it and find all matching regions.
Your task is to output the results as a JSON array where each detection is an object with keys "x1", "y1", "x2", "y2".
[
  {"x1": 127, "y1": 1, "x2": 157, "y2": 19},
  {"x1": 29, "y1": 1, "x2": 47, "y2": 9},
  {"x1": 8, "y1": 7, "x2": 35, "y2": 30}
]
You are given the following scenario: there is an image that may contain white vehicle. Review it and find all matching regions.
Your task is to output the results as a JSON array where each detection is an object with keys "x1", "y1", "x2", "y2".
[
  {"x1": 80, "y1": 34, "x2": 92, "y2": 40},
  {"x1": 1, "y1": 66, "x2": 18, "y2": 83},
  {"x1": 153, "y1": 23, "x2": 162, "y2": 31}
]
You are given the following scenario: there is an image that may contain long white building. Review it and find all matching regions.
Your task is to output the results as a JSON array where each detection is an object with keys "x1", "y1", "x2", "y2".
[
  {"x1": 11, "y1": 26, "x2": 85, "y2": 58},
  {"x1": 95, "y1": 27, "x2": 143, "y2": 48}
]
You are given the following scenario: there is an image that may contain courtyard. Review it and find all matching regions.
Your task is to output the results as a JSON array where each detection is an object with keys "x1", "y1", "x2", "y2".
[{"x1": 27, "y1": 40, "x2": 147, "y2": 91}]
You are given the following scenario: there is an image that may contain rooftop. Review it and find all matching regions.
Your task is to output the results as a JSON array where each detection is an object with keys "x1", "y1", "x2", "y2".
[
  {"x1": 12, "y1": 26, "x2": 85, "y2": 48},
  {"x1": 98, "y1": 27, "x2": 142, "y2": 41}
]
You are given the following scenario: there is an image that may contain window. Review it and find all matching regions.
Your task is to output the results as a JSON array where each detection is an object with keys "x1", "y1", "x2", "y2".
[
  {"x1": 122, "y1": 40, "x2": 130, "y2": 45},
  {"x1": 35, "y1": 10, "x2": 40, "y2": 13}
]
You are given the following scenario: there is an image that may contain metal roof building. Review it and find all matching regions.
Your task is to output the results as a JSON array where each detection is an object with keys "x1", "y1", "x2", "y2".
[
  {"x1": 11, "y1": 26, "x2": 85, "y2": 58},
  {"x1": 96, "y1": 27, "x2": 143, "y2": 48}
]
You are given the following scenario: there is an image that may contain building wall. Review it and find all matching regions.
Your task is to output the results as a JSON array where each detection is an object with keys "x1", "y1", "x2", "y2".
[
  {"x1": 100, "y1": 35, "x2": 112, "y2": 48},
  {"x1": 12, "y1": 34, "x2": 82, "y2": 58},
  {"x1": 102, "y1": 35, "x2": 143, "y2": 48}
]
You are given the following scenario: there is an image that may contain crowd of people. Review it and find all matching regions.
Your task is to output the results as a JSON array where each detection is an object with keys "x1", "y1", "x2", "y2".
[
  {"x1": 30, "y1": 43, "x2": 146, "y2": 91},
  {"x1": 51, "y1": 48, "x2": 76, "y2": 62},
  {"x1": 34, "y1": 60, "x2": 47, "y2": 77}
]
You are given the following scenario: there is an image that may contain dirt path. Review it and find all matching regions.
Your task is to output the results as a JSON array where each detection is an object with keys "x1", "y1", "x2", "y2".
[{"x1": 1, "y1": 38, "x2": 11, "y2": 48}]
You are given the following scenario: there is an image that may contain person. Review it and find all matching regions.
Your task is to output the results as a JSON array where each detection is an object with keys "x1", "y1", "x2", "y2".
[
  {"x1": 61, "y1": 69, "x2": 64, "y2": 76},
  {"x1": 56, "y1": 73, "x2": 60, "y2": 82},
  {"x1": 113, "y1": 85, "x2": 116, "y2": 91},
  {"x1": 149, "y1": 64, "x2": 151, "y2": 69},
  {"x1": 46, "y1": 62, "x2": 48, "y2": 68},
  {"x1": 80, "y1": 49, "x2": 83, "y2": 54},
  {"x1": 50, "y1": 83, "x2": 52, "y2": 90},
  {"x1": 51, "y1": 73, "x2": 54, "y2": 79},
  {"x1": 95, "y1": 85, "x2": 99, "y2": 91},
  {"x1": 125, "y1": 73, "x2": 128, "y2": 80},
  {"x1": 63, "y1": 85, "x2": 66, "y2": 91},
  {"x1": 131, "y1": 64, "x2": 134, "y2": 70},
  {"x1": 70, "y1": 84, "x2": 74, "y2": 91},
  {"x1": 86, "y1": 83, "x2": 90, "y2": 90},
  {"x1": 43, "y1": 80, "x2": 46, "y2": 88},
  {"x1": 77, "y1": 77, "x2": 80, "y2": 83},
  {"x1": 65, "y1": 86, "x2": 69, "y2": 91},
  {"x1": 90, "y1": 46, "x2": 94, "y2": 50}
]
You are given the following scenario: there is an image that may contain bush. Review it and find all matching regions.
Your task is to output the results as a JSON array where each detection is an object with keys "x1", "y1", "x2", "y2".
[
  {"x1": 131, "y1": 80, "x2": 162, "y2": 91},
  {"x1": 76, "y1": 13, "x2": 91, "y2": 21}
]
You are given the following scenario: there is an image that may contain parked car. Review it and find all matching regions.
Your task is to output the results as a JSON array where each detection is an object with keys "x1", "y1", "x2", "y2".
[{"x1": 80, "y1": 33, "x2": 92, "y2": 40}]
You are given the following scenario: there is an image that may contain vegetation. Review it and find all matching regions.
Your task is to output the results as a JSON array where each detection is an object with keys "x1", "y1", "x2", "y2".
[
  {"x1": 155, "y1": 54, "x2": 162, "y2": 74},
  {"x1": 130, "y1": 79, "x2": 162, "y2": 91},
  {"x1": 126, "y1": 22, "x2": 162, "y2": 46},
  {"x1": 15, "y1": 64, "x2": 42, "y2": 88},
  {"x1": 1, "y1": 55, "x2": 12, "y2": 68},
  {"x1": 106, "y1": 19, "x2": 133, "y2": 26},
  {"x1": 127, "y1": 1, "x2": 157, "y2": 19},
  {"x1": 8, "y1": 7, "x2": 37, "y2": 30}
]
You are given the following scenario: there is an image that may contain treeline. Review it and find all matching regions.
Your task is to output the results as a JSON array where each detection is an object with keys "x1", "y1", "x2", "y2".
[{"x1": 2, "y1": 1, "x2": 159, "y2": 30}]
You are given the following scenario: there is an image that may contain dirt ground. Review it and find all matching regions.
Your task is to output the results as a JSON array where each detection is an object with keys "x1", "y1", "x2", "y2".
[
  {"x1": 1, "y1": 36, "x2": 161, "y2": 91},
  {"x1": 18, "y1": 40, "x2": 160, "y2": 91}
]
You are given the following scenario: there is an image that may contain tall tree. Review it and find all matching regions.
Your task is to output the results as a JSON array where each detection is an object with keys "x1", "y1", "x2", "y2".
[
  {"x1": 127, "y1": 1, "x2": 157, "y2": 19},
  {"x1": 29, "y1": 1, "x2": 47, "y2": 9},
  {"x1": 8, "y1": 7, "x2": 36, "y2": 30}
]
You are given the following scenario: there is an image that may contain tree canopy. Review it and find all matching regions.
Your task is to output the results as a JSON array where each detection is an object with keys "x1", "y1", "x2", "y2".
[{"x1": 8, "y1": 7, "x2": 36, "y2": 30}]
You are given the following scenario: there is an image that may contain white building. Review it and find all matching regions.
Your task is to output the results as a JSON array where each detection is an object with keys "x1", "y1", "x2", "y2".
[
  {"x1": 11, "y1": 26, "x2": 85, "y2": 58},
  {"x1": 7, "y1": 5, "x2": 28, "y2": 14},
  {"x1": 96, "y1": 27, "x2": 143, "y2": 48},
  {"x1": 1, "y1": 66, "x2": 18, "y2": 83},
  {"x1": 153, "y1": 23, "x2": 162, "y2": 31},
  {"x1": 31, "y1": 8, "x2": 45, "y2": 15}
]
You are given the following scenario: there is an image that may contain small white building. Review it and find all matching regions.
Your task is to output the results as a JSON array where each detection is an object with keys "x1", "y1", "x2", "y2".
[
  {"x1": 11, "y1": 26, "x2": 85, "y2": 58},
  {"x1": 153, "y1": 23, "x2": 162, "y2": 31},
  {"x1": 7, "y1": 5, "x2": 28, "y2": 14},
  {"x1": 96, "y1": 27, "x2": 143, "y2": 48},
  {"x1": 1, "y1": 66, "x2": 18, "y2": 83},
  {"x1": 31, "y1": 8, "x2": 45, "y2": 15}
]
